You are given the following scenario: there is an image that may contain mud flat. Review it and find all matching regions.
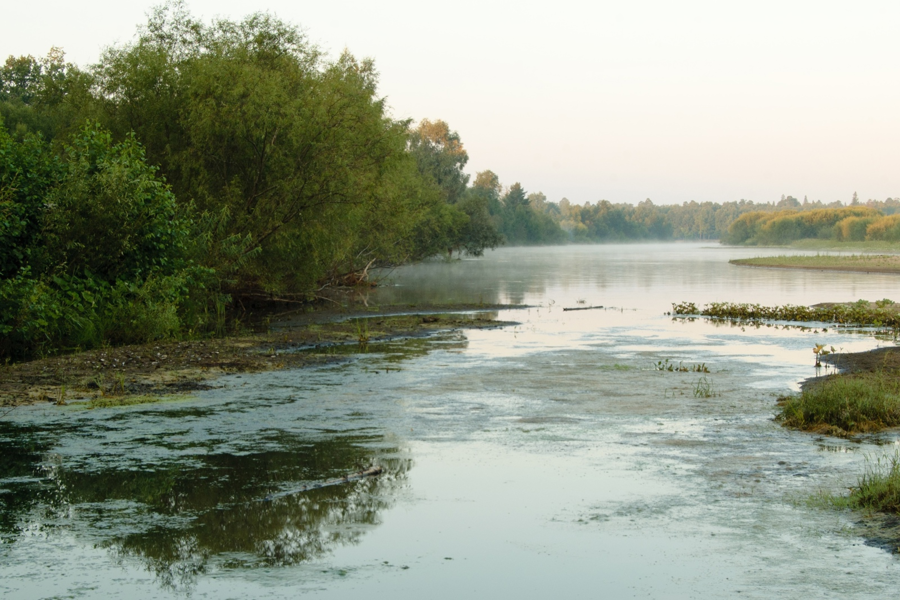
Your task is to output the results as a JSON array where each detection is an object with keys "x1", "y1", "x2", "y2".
[{"x1": 0, "y1": 304, "x2": 520, "y2": 408}]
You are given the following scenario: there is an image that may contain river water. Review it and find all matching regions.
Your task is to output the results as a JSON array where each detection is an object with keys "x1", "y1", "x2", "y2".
[{"x1": 2, "y1": 243, "x2": 900, "y2": 599}]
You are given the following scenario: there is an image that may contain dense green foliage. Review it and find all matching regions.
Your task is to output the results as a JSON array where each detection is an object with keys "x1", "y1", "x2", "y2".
[
  {"x1": 722, "y1": 207, "x2": 883, "y2": 245},
  {"x1": 0, "y1": 120, "x2": 206, "y2": 358},
  {"x1": 0, "y1": 3, "x2": 505, "y2": 359}
]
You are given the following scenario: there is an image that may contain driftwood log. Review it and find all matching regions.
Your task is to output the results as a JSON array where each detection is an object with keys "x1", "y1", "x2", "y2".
[
  {"x1": 262, "y1": 465, "x2": 384, "y2": 502},
  {"x1": 563, "y1": 305, "x2": 604, "y2": 312}
]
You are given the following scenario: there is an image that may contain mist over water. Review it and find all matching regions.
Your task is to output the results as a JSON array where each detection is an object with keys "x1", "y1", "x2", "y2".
[{"x1": 2, "y1": 243, "x2": 899, "y2": 598}]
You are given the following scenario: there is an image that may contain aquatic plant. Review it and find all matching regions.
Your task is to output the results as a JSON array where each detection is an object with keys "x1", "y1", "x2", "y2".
[
  {"x1": 672, "y1": 299, "x2": 900, "y2": 329},
  {"x1": 813, "y1": 344, "x2": 835, "y2": 367},
  {"x1": 693, "y1": 376, "x2": 715, "y2": 398},
  {"x1": 355, "y1": 319, "x2": 370, "y2": 344},
  {"x1": 655, "y1": 359, "x2": 709, "y2": 373},
  {"x1": 777, "y1": 371, "x2": 900, "y2": 435}
]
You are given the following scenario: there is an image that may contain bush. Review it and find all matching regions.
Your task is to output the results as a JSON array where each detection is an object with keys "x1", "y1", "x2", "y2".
[
  {"x1": 866, "y1": 214, "x2": 900, "y2": 242},
  {"x1": 833, "y1": 216, "x2": 876, "y2": 242},
  {"x1": 0, "y1": 121, "x2": 211, "y2": 360}
]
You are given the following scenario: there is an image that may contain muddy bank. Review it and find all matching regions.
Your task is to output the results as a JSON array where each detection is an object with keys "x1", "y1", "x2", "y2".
[
  {"x1": 801, "y1": 347, "x2": 900, "y2": 392},
  {"x1": 0, "y1": 304, "x2": 520, "y2": 408},
  {"x1": 818, "y1": 346, "x2": 900, "y2": 373}
]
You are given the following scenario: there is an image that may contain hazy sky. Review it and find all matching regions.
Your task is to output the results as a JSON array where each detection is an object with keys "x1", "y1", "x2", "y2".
[{"x1": 4, "y1": 1, "x2": 899, "y2": 205}]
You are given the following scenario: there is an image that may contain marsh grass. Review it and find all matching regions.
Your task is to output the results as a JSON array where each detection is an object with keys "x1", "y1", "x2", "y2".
[
  {"x1": 847, "y1": 452, "x2": 900, "y2": 513},
  {"x1": 693, "y1": 376, "x2": 715, "y2": 398},
  {"x1": 821, "y1": 451, "x2": 900, "y2": 515},
  {"x1": 777, "y1": 371, "x2": 900, "y2": 436},
  {"x1": 788, "y1": 240, "x2": 900, "y2": 253},
  {"x1": 731, "y1": 254, "x2": 900, "y2": 273}
]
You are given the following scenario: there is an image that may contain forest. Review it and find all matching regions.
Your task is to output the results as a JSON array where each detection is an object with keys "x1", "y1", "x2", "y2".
[{"x1": 2, "y1": 2, "x2": 898, "y2": 360}]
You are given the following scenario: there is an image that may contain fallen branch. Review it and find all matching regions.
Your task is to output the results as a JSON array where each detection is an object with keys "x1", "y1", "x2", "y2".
[
  {"x1": 262, "y1": 465, "x2": 384, "y2": 502},
  {"x1": 563, "y1": 305, "x2": 605, "y2": 312}
]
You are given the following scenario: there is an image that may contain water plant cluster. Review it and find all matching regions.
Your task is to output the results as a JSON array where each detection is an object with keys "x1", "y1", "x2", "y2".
[
  {"x1": 672, "y1": 299, "x2": 900, "y2": 328},
  {"x1": 654, "y1": 358, "x2": 709, "y2": 373}
]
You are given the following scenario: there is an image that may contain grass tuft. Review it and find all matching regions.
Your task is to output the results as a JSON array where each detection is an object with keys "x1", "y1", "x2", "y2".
[
  {"x1": 777, "y1": 371, "x2": 900, "y2": 436},
  {"x1": 847, "y1": 451, "x2": 900, "y2": 514}
]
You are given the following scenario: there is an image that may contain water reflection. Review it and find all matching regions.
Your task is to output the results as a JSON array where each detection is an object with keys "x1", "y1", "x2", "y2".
[
  {"x1": 5, "y1": 243, "x2": 900, "y2": 598},
  {"x1": 0, "y1": 425, "x2": 48, "y2": 540},
  {"x1": 0, "y1": 422, "x2": 409, "y2": 590}
]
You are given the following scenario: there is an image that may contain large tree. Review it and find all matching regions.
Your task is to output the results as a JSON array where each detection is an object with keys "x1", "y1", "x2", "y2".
[
  {"x1": 407, "y1": 119, "x2": 470, "y2": 205},
  {"x1": 93, "y1": 2, "x2": 446, "y2": 293}
]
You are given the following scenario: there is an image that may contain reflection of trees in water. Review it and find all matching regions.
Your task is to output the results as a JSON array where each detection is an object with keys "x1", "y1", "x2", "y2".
[
  {"x1": 106, "y1": 460, "x2": 409, "y2": 590},
  {"x1": 0, "y1": 424, "x2": 50, "y2": 540},
  {"x1": 1, "y1": 427, "x2": 409, "y2": 591}
]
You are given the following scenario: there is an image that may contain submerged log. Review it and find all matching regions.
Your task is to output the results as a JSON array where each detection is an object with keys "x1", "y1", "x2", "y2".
[
  {"x1": 562, "y1": 305, "x2": 604, "y2": 312},
  {"x1": 262, "y1": 465, "x2": 384, "y2": 502}
]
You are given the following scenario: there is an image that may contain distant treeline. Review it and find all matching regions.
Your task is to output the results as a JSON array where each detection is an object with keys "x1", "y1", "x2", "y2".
[
  {"x1": 723, "y1": 206, "x2": 900, "y2": 245},
  {"x1": 484, "y1": 191, "x2": 900, "y2": 246}
]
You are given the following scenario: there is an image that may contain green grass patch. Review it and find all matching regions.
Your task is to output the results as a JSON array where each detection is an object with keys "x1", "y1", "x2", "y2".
[
  {"x1": 787, "y1": 239, "x2": 900, "y2": 254},
  {"x1": 820, "y1": 451, "x2": 900, "y2": 515},
  {"x1": 846, "y1": 452, "x2": 900, "y2": 513},
  {"x1": 777, "y1": 372, "x2": 900, "y2": 436},
  {"x1": 731, "y1": 254, "x2": 900, "y2": 273},
  {"x1": 86, "y1": 394, "x2": 193, "y2": 409}
]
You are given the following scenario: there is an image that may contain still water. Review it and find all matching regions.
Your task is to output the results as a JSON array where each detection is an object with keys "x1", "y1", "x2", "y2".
[{"x1": 2, "y1": 243, "x2": 900, "y2": 599}]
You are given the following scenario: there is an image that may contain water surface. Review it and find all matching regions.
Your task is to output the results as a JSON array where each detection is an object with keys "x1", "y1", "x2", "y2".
[{"x1": 2, "y1": 244, "x2": 899, "y2": 599}]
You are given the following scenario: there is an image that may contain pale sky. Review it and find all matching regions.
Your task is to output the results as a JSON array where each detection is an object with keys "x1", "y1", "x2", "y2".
[{"x1": 4, "y1": 0, "x2": 899, "y2": 205}]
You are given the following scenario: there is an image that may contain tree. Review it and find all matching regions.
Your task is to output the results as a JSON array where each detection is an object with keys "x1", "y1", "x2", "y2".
[
  {"x1": 94, "y1": 3, "x2": 446, "y2": 293},
  {"x1": 407, "y1": 119, "x2": 470, "y2": 205},
  {"x1": 0, "y1": 49, "x2": 93, "y2": 141}
]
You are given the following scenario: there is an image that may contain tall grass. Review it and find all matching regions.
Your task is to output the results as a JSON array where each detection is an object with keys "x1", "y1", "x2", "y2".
[
  {"x1": 777, "y1": 372, "x2": 900, "y2": 435},
  {"x1": 847, "y1": 452, "x2": 900, "y2": 513}
]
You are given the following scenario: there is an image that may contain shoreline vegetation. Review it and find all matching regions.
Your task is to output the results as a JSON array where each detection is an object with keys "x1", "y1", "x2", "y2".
[
  {"x1": 731, "y1": 254, "x2": 900, "y2": 275},
  {"x1": 0, "y1": 303, "x2": 520, "y2": 409},
  {"x1": 676, "y1": 297, "x2": 900, "y2": 532},
  {"x1": 673, "y1": 299, "x2": 900, "y2": 436},
  {"x1": 672, "y1": 299, "x2": 900, "y2": 328}
]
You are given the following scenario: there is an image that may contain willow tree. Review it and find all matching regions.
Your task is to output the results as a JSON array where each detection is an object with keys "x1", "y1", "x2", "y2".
[{"x1": 94, "y1": 2, "x2": 446, "y2": 294}]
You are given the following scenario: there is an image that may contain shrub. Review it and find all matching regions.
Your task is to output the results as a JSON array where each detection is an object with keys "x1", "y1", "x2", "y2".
[{"x1": 866, "y1": 214, "x2": 900, "y2": 242}]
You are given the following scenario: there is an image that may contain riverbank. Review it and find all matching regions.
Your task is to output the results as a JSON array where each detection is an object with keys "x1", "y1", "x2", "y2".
[
  {"x1": 731, "y1": 254, "x2": 900, "y2": 274},
  {"x1": 0, "y1": 304, "x2": 520, "y2": 408}
]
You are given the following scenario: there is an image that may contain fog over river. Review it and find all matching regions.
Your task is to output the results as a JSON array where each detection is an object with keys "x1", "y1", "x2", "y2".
[{"x1": 2, "y1": 243, "x2": 899, "y2": 598}]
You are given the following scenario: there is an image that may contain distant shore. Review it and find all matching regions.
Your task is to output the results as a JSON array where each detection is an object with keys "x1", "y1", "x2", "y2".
[{"x1": 730, "y1": 254, "x2": 900, "y2": 275}]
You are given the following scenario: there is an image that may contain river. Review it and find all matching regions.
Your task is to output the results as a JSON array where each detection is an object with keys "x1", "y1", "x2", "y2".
[{"x1": 2, "y1": 243, "x2": 899, "y2": 599}]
